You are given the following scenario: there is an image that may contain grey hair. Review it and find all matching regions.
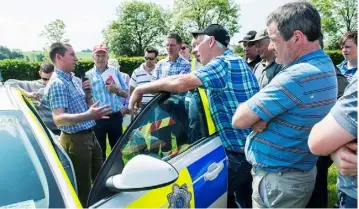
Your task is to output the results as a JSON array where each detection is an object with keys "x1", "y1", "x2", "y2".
[
  {"x1": 266, "y1": 1, "x2": 322, "y2": 42},
  {"x1": 202, "y1": 35, "x2": 227, "y2": 49}
]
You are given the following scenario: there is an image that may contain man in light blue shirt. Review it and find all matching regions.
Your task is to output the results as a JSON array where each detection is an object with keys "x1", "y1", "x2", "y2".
[
  {"x1": 86, "y1": 44, "x2": 128, "y2": 160},
  {"x1": 232, "y1": 2, "x2": 337, "y2": 207},
  {"x1": 337, "y1": 31, "x2": 357, "y2": 81}
]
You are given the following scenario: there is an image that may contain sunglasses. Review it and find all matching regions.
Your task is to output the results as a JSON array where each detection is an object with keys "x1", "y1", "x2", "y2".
[
  {"x1": 144, "y1": 57, "x2": 155, "y2": 61},
  {"x1": 181, "y1": 46, "x2": 189, "y2": 50},
  {"x1": 41, "y1": 77, "x2": 50, "y2": 81}
]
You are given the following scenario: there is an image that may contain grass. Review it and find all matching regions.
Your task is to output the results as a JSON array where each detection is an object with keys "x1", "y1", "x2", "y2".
[
  {"x1": 328, "y1": 165, "x2": 339, "y2": 207},
  {"x1": 104, "y1": 138, "x2": 339, "y2": 207}
]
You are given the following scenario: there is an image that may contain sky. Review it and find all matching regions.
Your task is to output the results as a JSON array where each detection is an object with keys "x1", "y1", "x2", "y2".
[{"x1": 0, "y1": 0, "x2": 295, "y2": 52}]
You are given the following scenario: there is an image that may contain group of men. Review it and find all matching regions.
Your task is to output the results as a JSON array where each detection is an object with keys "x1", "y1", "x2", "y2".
[{"x1": 4, "y1": 1, "x2": 357, "y2": 208}]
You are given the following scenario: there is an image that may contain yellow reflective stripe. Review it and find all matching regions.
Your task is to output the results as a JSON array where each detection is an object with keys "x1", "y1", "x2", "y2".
[
  {"x1": 191, "y1": 58, "x2": 197, "y2": 72},
  {"x1": 159, "y1": 117, "x2": 170, "y2": 129},
  {"x1": 198, "y1": 88, "x2": 216, "y2": 135},
  {"x1": 125, "y1": 168, "x2": 195, "y2": 208},
  {"x1": 171, "y1": 132, "x2": 177, "y2": 150},
  {"x1": 19, "y1": 93, "x2": 82, "y2": 208}
]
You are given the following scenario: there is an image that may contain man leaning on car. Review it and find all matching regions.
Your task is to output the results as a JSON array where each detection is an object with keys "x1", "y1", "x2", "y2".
[{"x1": 44, "y1": 42, "x2": 112, "y2": 206}]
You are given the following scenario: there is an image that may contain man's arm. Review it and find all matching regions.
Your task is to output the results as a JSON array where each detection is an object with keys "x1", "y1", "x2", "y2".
[
  {"x1": 130, "y1": 73, "x2": 202, "y2": 109},
  {"x1": 232, "y1": 71, "x2": 302, "y2": 129},
  {"x1": 52, "y1": 101, "x2": 112, "y2": 126},
  {"x1": 308, "y1": 114, "x2": 356, "y2": 156},
  {"x1": 232, "y1": 103, "x2": 261, "y2": 128}
]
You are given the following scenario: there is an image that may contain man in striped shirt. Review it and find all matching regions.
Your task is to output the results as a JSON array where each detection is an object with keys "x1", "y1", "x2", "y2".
[
  {"x1": 86, "y1": 44, "x2": 128, "y2": 160},
  {"x1": 233, "y1": 2, "x2": 338, "y2": 208},
  {"x1": 129, "y1": 47, "x2": 159, "y2": 106}
]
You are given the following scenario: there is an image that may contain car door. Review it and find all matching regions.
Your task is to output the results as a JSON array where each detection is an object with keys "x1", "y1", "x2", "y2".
[{"x1": 88, "y1": 90, "x2": 227, "y2": 208}]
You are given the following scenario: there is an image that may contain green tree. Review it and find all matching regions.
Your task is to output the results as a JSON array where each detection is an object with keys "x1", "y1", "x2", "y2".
[
  {"x1": 40, "y1": 19, "x2": 69, "y2": 60},
  {"x1": 171, "y1": 0, "x2": 241, "y2": 41},
  {"x1": 0, "y1": 46, "x2": 24, "y2": 60},
  {"x1": 103, "y1": 1, "x2": 168, "y2": 56},
  {"x1": 311, "y1": 0, "x2": 357, "y2": 49}
]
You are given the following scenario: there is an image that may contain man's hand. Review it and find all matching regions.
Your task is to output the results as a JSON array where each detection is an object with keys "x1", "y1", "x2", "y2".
[
  {"x1": 120, "y1": 108, "x2": 130, "y2": 115},
  {"x1": 129, "y1": 88, "x2": 143, "y2": 111},
  {"x1": 27, "y1": 92, "x2": 42, "y2": 100},
  {"x1": 330, "y1": 142, "x2": 357, "y2": 176},
  {"x1": 106, "y1": 81, "x2": 120, "y2": 94},
  {"x1": 86, "y1": 101, "x2": 112, "y2": 120},
  {"x1": 251, "y1": 119, "x2": 268, "y2": 132}
]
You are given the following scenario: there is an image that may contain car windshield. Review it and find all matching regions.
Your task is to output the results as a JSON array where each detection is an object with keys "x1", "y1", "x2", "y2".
[{"x1": 0, "y1": 111, "x2": 65, "y2": 208}]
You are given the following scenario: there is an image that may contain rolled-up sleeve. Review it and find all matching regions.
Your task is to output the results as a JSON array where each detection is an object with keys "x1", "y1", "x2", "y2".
[
  {"x1": 330, "y1": 74, "x2": 357, "y2": 137},
  {"x1": 194, "y1": 57, "x2": 228, "y2": 90},
  {"x1": 246, "y1": 71, "x2": 304, "y2": 122}
]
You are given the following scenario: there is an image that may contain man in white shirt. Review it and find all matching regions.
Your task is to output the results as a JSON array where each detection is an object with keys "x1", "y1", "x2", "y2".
[{"x1": 129, "y1": 47, "x2": 159, "y2": 106}]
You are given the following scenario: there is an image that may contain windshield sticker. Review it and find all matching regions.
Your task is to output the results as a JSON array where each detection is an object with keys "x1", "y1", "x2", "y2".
[
  {"x1": 0, "y1": 116, "x2": 17, "y2": 127},
  {"x1": 0, "y1": 200, "x2": 36, "y2": 208}
]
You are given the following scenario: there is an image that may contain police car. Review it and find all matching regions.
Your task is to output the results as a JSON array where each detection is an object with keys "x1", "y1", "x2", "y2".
[{"x1": 1, "y1": 84, "x2": 228, "y2": 208}]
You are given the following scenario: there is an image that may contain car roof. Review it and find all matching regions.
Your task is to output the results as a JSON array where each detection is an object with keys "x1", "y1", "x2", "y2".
[{"x1": 0, "y1": 85, "x2": 21, "y2": 111}]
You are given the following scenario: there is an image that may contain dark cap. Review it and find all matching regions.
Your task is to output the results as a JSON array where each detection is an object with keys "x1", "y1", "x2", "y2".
[
  {"x1": 238, "y1": 30, "x2": 257, "y2": 43},
  {"x1": 250, "y1": 28, "x2": 269, "y2": 42},
  {"x1": 191, "y1": 24, "x2": 230, "y2": 47}
]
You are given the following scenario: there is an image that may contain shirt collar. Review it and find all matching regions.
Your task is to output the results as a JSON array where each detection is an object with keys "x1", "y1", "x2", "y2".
[
  {"x1": 165, "y1": 55, "x2": 183, "y2": 64},
  {"x1": 294, "y1": 49, "x2": 326, "y2": 64},
  {"x1": 94, "y1": 65, "x2": 110, "y2": 73},
  {"x1": 55, "y1": 69, "x2": 72, "y2": 82}
]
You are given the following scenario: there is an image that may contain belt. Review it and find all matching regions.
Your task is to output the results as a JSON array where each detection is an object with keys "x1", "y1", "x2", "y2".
[{"x1": 62, "y1": 127, "x2": 94, "y2": 135}]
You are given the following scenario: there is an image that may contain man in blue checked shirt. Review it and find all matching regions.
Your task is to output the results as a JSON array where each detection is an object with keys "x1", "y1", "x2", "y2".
[
  {"x1": 152, "y1": 33, "x2": 191, "y2": 80},
  {"x1": 86, "y1": 44, "x2": 128, "y2": 161},
  {"x1": 44, "y1": 42, "x2": 112, "y2": 206},
  {"x1": 130, "y1": 24, "x2": 259, "y2": 208}
]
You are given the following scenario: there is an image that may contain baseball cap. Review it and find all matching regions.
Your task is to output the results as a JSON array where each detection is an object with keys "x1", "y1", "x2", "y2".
[
  {"x1": 191, "y1": 24, "x2": 230, "y2": 47},
  {"x1": 250, "y1": 29, "x2": 269, "y2": 42},
  {"x1": 93, "y1": 44, "x2": 108, "y2": 53},
  {"x1": 238, "y1": 30, "x2": 257, "y2": 43}
]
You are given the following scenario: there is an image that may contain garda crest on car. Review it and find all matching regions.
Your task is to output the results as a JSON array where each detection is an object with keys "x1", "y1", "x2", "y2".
[{"x1": 167, "y1": 184, "x2": 192, "y2": 208}]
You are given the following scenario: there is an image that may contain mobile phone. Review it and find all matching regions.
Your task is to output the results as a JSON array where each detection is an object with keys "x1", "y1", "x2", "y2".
[{"x1": 79, "y1": 66, "x2": 91, "y2": 93}]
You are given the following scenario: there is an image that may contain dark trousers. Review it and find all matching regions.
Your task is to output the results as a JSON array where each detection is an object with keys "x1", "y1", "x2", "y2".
[
  {"x1": 226, "y1": 151, "x2": 253, "y2": 208},
  {"x1": 94, "y1": 111, "x2": 123, "y2": 160},
  {"x1": 306, "y1": 156, "x2": 332, "y2": 208},
  {"x1": 60, "y1": 131, "x2": 103, "y2": 207}
]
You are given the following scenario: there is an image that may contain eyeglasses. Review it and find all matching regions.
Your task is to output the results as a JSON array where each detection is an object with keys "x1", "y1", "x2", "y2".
[
  {"x1": 41, "y1": 77, "x2": 50, "y2": 81},
  {"x1": 144, "y1": 57, "x2": 156, "y2": 61}
]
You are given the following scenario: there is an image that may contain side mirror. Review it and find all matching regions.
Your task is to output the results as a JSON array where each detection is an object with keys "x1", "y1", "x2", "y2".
[{"x1": 106, "y1": 155, "x2": 179, "y2": 191}]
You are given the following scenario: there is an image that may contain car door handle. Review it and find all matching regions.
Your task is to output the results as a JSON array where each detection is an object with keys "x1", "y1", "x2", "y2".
[{"x1": 204, "y1": 161, "x2": 224, "y2": 181}]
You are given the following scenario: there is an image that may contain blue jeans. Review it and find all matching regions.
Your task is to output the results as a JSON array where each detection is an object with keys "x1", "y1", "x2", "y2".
[
  {"x1": 338, "y1": 191, "x2": 357, "y2": 208},
  {"x1": 226, "y1": 151, "x2": 253, "y2": 208}
]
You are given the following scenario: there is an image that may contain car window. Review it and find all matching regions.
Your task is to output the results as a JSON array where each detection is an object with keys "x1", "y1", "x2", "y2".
[
  {"x1": 120, "y1": 90, "x2": 208, "y2": 164},
  {"x1": 0, "y1": 111, "x2": 66, "y2": 208}
]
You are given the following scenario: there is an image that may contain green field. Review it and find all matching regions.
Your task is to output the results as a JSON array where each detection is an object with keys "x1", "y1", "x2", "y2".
[{"x1": 75, "y1": 52, "x2": 92, "y2": 60}]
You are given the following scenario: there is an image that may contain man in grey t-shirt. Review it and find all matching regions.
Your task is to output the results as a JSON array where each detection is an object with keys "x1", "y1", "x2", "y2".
[
  {"x1": 250, "y1": 28, "x2": 283, "y2": 88},
  {"x1": 309, "y1": 73, "x2": 357, "y2": 208}
]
